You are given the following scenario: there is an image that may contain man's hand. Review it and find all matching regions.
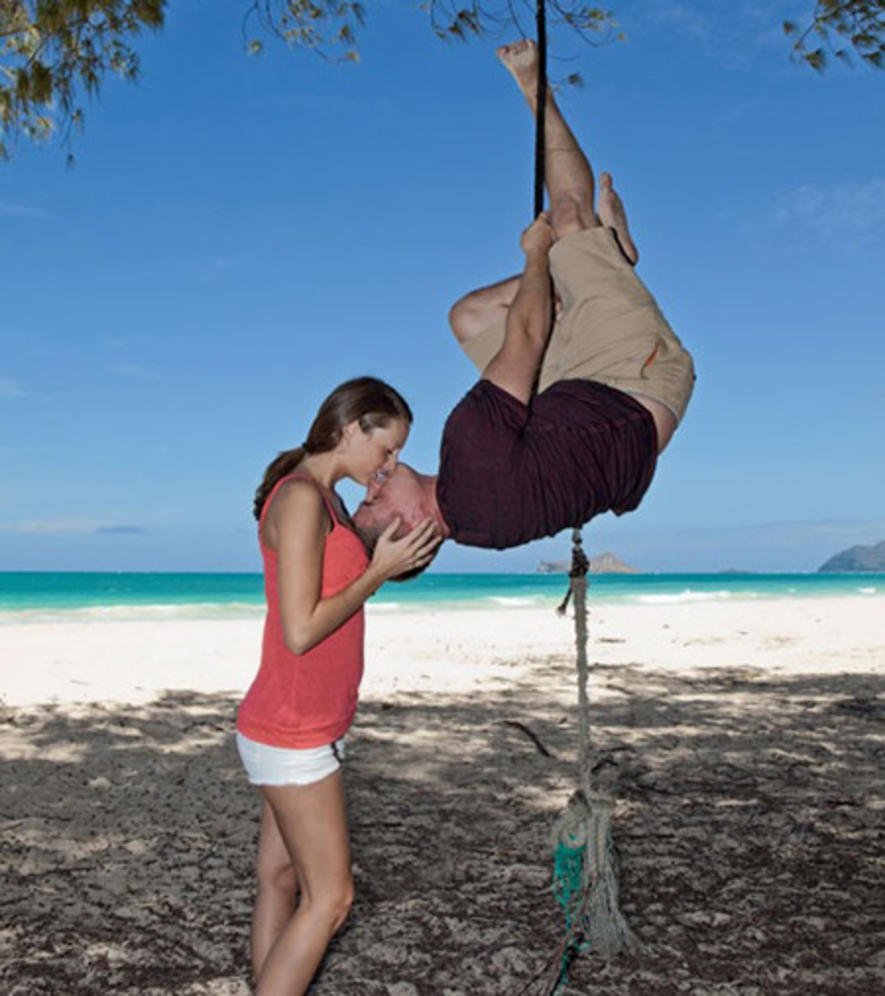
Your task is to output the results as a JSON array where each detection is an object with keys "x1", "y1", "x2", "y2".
[{"x1": 520, "y1": 212, "x2": 555, "y2": 256}]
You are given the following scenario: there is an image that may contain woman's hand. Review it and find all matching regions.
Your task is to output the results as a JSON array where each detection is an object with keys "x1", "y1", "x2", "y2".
[
  {"x1": 520, "y1": 212, "x2": 555, "y2": 256},
  {"x1": 369, "y1": 518, "x2": 441, "y2": 581}
]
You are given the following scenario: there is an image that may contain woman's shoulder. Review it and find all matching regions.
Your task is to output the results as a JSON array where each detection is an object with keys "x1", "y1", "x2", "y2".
[
  {"x1": 273, "y1": 476, "x2": 328, "y2": 511},
  {"x1": 261, "y1": 476, "x2": 333, "y2": 551}
]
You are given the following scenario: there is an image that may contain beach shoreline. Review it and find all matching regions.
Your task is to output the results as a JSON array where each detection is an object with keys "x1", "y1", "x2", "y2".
[{"x1": 1, "y1": 595, "x2": 881, "y2": 708}]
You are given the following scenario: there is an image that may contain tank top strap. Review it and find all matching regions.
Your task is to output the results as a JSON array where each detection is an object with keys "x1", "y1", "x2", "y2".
[{"x1": 259, "y1": 471, "x2": 339, "y2": 529}]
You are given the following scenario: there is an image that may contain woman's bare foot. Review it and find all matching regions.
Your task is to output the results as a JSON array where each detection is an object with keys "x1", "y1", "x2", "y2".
[
  {"x1": 497, "y1": 39, "x2": 541, "y2": 107},
  {"x1": 597, "y1": 172, "x2": 639, "y2": 265}
]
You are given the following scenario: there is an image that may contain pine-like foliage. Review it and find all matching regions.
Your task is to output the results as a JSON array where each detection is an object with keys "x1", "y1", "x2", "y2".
[
  {"x1": 1, "y1": 0, "x2": 166, "y2": 159},
  {"x1": 784, "y1": 0, "x2": 884, "y2": 70},
  {"x1": 1, "y1": 1, "x2": 882, "y2": 161}
]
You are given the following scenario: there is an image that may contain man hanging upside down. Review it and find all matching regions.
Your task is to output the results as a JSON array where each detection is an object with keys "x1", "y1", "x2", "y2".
[{"x1": 353, "y1": 39, "x2": 695, "y2": 560}]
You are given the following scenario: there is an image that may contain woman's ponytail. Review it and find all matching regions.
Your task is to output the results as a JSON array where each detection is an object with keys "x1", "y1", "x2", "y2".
[{"x1": 253, "y1": 446, "x2": 307, "y2": 521}]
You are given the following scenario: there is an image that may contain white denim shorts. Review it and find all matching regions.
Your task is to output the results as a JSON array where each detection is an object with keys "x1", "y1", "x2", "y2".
[{"x1": 236, "y1": 732, "x2": 345, "y2": 787}]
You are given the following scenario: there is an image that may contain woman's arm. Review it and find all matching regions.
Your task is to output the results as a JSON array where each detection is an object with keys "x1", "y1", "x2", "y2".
[{"x1": 272, "y1": 481, "x2": 438, "y2": 654}]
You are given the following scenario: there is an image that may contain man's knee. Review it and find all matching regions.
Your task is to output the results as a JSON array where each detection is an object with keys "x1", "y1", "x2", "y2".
[
  {"x1": 551, "y1": 193, "x2": 597, "y2": 239},
  {"x1": 449, "y1": 299, "x2": 480, "y2": 345}
]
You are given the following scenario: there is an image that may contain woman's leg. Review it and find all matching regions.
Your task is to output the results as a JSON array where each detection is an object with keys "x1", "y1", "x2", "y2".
[
  {"x1": 252, "y1": 799, "x2": 299, "y2": 979},
  {"x1": 256, "y1": 771, "x2": 353, "y2": 996}
]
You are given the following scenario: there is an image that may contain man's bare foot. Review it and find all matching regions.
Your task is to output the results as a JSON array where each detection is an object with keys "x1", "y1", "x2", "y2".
[
  {"x1": 497, "y1": 39, "x2": 541, "y2": 106},
  {"x1": 597, "y1": 172, "x2": 639, "y2": 265}
]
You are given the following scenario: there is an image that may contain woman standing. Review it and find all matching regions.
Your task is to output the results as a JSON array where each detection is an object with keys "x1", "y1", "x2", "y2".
[{"x1": 237, "y1": 377, "x2": 439, "y2": 994}]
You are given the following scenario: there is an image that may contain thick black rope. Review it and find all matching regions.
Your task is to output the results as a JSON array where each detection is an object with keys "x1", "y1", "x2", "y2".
[
  {"x1": 534, "y1": 0, "x2": 548, "y2": 217},
  {"x1": 533, "y1": 1, "x2": 589, "y2": 674}
]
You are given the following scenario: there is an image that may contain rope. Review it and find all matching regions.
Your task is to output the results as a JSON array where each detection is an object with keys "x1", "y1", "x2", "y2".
[
  {"x1": 528, "y1": 7, "x2": 634, "y2": 986},
  {"x1": 533, "y1": 0, "x2": 548, "y2": 218},
  {"x1": 548, "y1": 530, "x2": 635, "y2": 993},
  {"x1": 568, "y1": 530, "x2": 593, "y2": 803}
]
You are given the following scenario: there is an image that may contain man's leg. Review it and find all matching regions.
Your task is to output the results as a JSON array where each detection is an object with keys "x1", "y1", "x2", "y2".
[
  {"x1": 449, "y1": 274, "x2": 520, "y2": 347},
  {"x1": 469, "y1": 43, "x2": 603, "y2": 402},
  {"x1": 500, "y1": 43, "x2": 683, "y2": 448},
  {"x1": 498, "y1": 39, "x2": 638, "y2": 263},
  {"x1": 451, "y1": 39, "x2": 598, "y2": 349},
  {"x1": 450, "y1": 39, "x2": 641, "y2": 359}
]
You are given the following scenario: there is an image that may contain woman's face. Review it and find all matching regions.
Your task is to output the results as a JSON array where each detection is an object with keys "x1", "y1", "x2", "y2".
[{"x1": 339, "y1": 416, "x2": 410, "y2": 486}]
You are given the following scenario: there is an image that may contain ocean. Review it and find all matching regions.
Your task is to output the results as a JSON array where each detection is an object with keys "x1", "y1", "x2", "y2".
[{"x1": 0, "y1": 571, "x2": 882, "y2": 624}]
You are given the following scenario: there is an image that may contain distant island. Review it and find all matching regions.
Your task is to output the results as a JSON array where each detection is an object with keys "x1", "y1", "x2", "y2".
[
  {"x1": 537, "y1": 551, "x2": 638, "y2": 574},
  {"x1": 818, "y1": 540, "x2": 885, "y2": 573}
]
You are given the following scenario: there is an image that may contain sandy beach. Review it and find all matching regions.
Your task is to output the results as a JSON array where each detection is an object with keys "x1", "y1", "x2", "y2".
[{"x1": 1, "y1": 596, "x2": 883, "y2": 993}]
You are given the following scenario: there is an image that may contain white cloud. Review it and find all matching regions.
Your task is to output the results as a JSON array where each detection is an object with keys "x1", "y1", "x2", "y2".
[
  {"x1": 1, "y1": 518, "x2": 101, "y2": 535},
  {"x1": 106, "y1": 362, "x2": 157, "y2": 380},
  {"x1": 0, "y1": 378, "x2": 27, "y2": 400},
  {"x1": 1, "y1": 518, "x2": 152, "y2": 535},
  {"x1": 633, "y1": 1, "x2": 815, "y2": 69},
  {"x1": 645, "y1": 1, "x2": 712, "y2": 41},
  {"x1": 671, "y1": 518, "x2": 885, "y2": 549},
  {"x1": 0, "y1": 201, "x2": 50, "y2": 220},
  {"x1": 775, "y1": 178, "x2": 885, "y2": 242}
]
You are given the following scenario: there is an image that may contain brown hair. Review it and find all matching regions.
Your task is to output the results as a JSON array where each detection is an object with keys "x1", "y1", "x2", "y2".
[{"x1": 253, "y1": 377, "x2": 412, "y2": 520}]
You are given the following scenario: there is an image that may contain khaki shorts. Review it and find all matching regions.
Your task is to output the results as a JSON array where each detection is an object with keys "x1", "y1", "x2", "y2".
[{"x1": 459, "y1": 226, "x2": 696, "y2": 423}]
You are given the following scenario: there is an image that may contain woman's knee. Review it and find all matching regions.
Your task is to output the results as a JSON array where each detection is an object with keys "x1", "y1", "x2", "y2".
[
  {"x1": 327, "y1": 874, "x2": 354, "y2": 930},
  {"x1": 305, "y1": 877, "x2": 353, "y2": 933},
  {"x1": 331, "y1": 879, "x2": 354, "y2": 932},
  {"x1": 257, "y1": 856, "x2": 297, "y2": 897}
]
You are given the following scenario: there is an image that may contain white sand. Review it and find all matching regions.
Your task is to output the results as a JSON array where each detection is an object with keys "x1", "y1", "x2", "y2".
[
  {"x1": 2, "y1": 595, "x2": 883, "y2": 993},
  {"x1": 1, "y1": 596, "x2": 882, "y2": 708}
]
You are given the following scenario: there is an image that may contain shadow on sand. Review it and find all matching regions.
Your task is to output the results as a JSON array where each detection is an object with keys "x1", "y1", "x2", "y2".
[{"x1": 1, "y1": 655, "x2": 882, "y2": 994}]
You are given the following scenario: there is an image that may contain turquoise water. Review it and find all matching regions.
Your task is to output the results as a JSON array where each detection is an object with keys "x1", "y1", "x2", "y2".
[{"x1": 0, "y1": 571, "x2": 882, "y2": 622}]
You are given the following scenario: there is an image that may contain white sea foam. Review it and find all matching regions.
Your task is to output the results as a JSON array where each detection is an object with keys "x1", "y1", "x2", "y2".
[
  {"x1": 858, "y1": 587, "x2": 877, "y2": 595},
  {"x1": 366, "y1": 602, "x2": 401, "y2": 612},
  {"x1": 635, "y1": 590, "x2": 740, "y2": 605},
  {"x1": 487, "y1": 596, "x2": 541, "y2": 607},
  {"x1": 0, "y1": 602, "x2": 264, "y2": 626}
]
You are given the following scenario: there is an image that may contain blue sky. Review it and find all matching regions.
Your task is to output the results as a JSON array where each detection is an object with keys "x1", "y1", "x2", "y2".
[{"x1": 2, "y1": 0, "x2": 883, "y2": 573}]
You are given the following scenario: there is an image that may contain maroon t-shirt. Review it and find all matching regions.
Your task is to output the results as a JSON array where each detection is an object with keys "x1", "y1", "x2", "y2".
[{"x1": 437, "y1": 379, "x2": 658, "y2": 549}]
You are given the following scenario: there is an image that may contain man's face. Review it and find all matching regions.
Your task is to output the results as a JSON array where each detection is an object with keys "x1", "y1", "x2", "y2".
[{"x1": 353, "y1": 463, "x2": 424, "y2": 544}]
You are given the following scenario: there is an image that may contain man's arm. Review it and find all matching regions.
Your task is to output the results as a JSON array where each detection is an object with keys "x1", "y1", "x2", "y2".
[{"x1": 481, "y1": 216, "x2": 555, "y2": 405}]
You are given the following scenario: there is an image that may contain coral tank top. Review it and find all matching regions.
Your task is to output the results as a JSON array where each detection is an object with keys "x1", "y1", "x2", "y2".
[{"x1": 237, "y1": 472, "x2": 369, "y2": 749}]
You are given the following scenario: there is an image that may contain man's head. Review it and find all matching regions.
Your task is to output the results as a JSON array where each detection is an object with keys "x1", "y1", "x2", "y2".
[{"x1": 353, "y1": 463, "x2": 431, "y2": 550}]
